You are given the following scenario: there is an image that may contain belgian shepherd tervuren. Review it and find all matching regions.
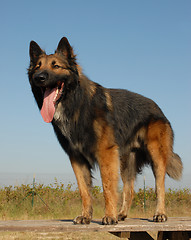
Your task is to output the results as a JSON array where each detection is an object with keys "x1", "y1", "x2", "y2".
[{"x1": 28, "y1": 37, "x2": 182, "y2": 225}]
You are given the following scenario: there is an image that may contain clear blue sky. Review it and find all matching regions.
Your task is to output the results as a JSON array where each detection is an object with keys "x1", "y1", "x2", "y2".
[{"x1": 0, "y1": 1, "x2": 190, "y2": 188}]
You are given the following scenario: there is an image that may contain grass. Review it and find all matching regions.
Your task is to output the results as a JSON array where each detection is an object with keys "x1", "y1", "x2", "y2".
[{"x1": 0, "y1": 179, "x2": 190, "y2": 221}]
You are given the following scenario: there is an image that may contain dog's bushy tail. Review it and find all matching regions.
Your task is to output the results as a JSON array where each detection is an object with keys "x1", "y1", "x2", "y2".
[{"x1": 166, "y1": 153, "x2": 183, "y2": 180}]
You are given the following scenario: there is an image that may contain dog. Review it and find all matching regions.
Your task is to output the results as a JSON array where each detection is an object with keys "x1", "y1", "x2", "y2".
[{"x1": 28, "y1": 37, "x2": 182, "y2": 225}]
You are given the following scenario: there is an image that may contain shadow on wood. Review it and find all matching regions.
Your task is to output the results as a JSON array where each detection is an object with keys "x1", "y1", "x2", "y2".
[
  {"x1": 158, "y1": 231, "x2": 191, "y2": 240},
  {"x1": 110, "y1": 231, "x2": 154, "y2": 239}
]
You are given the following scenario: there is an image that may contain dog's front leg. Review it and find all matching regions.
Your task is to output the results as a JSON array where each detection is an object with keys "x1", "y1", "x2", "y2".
[
  {"x1": 70, "y1": 156, "x2": 93, "y2": 224},
  {"x1": 98, "y1": 145, "x2": 119, "y2": 225},
  {"x1": 94, "y1": 121, "x2": 119, "y2": 225}
]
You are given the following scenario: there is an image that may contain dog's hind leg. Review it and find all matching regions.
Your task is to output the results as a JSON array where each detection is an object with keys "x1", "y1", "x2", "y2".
[
  {"x1": 70, "y1": 155, "x2": 93, "y2": 224},
  {"x1": 118, "y1": 152, "x2": 136, "y2": 221},
  {"x1": 147, "y1": 121, "x2": 171, "y2": 222}
]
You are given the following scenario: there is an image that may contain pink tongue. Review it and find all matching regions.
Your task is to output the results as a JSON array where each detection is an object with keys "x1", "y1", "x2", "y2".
[{"x1": 41, "y1": 88, "x2": 57, "y2": 123}]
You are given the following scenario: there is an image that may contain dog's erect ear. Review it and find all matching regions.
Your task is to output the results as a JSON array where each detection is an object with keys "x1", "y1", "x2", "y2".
[
  {"x1": 56, "y1": 37, "x2": 75, "y2": 59},
  {"x1": 29, "y1": 41, "x2": 44, "y2": 63}
]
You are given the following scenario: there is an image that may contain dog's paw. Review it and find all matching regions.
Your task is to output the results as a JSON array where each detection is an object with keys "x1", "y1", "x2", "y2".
[
  {"x1": 118, "y1": 213, "x2": 127, "y2": 221},
  {"x1": 102, "y1": 216, "x2": 118, "y2": 225},
  {"x1": 153, "y1": 214, "x2": 167, "y2": 222},
  {"x1": 73, "y1": 215, "x2": 91, "y2": 224}
]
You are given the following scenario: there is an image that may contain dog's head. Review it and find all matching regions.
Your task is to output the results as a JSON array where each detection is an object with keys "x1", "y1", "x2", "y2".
[{"x1": 28, "y1": 37, "x2": 79, "y2": 122}]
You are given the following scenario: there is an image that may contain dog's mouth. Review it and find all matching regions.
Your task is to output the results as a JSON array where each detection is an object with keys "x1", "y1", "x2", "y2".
[{"x1": 40, "y1": 82, "x2": 64, "y2": 123}]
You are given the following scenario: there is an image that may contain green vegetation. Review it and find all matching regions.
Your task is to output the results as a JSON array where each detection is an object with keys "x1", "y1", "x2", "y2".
[{"x1": 0, "y1": 179, "x2": 190, "y2": 220}]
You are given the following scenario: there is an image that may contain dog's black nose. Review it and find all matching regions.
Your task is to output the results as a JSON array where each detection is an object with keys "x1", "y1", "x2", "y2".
[{"x1": 34, "y1": 71, "x2": 49, "y2": 83}]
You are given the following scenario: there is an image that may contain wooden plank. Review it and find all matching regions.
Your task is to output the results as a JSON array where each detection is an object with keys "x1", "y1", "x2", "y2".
[{"x1": 0, "y1": 217, "x2": 190, "y2": 233}]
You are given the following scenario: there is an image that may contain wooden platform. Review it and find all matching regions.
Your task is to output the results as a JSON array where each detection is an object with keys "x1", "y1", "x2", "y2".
[{"x1": 0, "y1": 217, "x2": 191, "y2": 239}]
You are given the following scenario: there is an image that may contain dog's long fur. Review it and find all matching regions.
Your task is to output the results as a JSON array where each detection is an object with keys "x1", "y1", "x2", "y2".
[{"x1": 28, "y1": 37, "x2": 182, "y2": 224}]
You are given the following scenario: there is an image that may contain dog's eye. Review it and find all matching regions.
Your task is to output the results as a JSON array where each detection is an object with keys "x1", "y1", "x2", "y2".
[
  {"x1": 52, "y1": 61, "x2": 61, "y2": 69},
  {"x1": 53, "y1": 64, "x2": 60, "y2": 69}
]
